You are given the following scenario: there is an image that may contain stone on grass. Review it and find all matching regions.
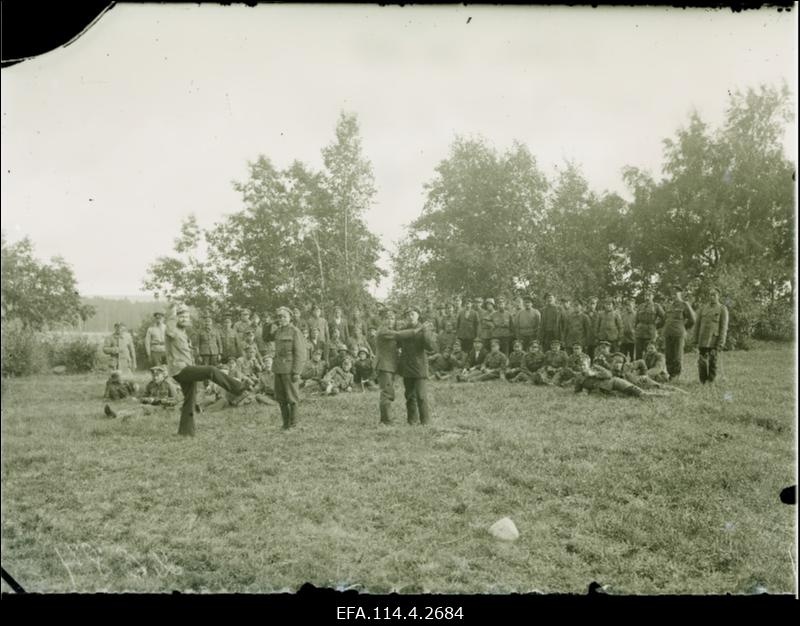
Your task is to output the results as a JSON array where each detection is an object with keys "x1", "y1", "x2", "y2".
[
  {"x1": 489, "y1": 517, "x2": 519, "y2": 541},
  {"x1": 52, "y1": 365, "x2": 67, "y2": 375}
]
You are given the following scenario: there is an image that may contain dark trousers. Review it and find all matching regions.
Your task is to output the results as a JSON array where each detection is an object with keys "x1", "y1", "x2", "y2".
[
  {"x1": 378, "y1": 370, "x2": 396, "y2": 424},
  {"x1": 403, "y1": 377, "x2": 430, "y2": 425},
  {"x1": 274, "y1": 373, "x2": 300, "y2": 429},
  {"x1": 665, "y1": 335, "x2": 685, "y2": 380},
  {"x1": 457, "y1": 337, "x2": 473, "y2": 353},
  {"x1": 621, "y1": 342, "x2": 635, "y2": 362},
  {"x1": 540, "y1": 330, "x2": 559, "y2": 352},
  {"x1": 634, "y1": 338, "x2": 653, "y2": 361},
  {"x1": 172, "y1": 366, "x2": 245, "y2": 436},
  {"x1": 698, "y1": 348, "x2": 719, "y2": 384}
]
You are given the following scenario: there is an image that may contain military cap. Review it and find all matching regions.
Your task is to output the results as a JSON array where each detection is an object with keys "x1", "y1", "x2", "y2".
[
  {"x1": 149, "y1": 365, "x2": 164, "y2": 373},
  {"x1": 241, "y1": 308, "x2": 251, "y2": 315},
  {"x1": 153, "y1": 312, "x2": 164, "y2": 318},
  {"x1": 523, "y1": 295, "x2": 532, "y2": 303},
  {"x1": 497, "y1": 295, "x2": 506, "y2": 302},
  {"x1": 611, "y1": 352, "x2": 627, "y2": 361},
  {"x1": 597, "y1": 340, "x2": 611, "y2": 348},
  {"x1": 405, "y1": 305, "x2": 421, "y2": 315},
  {"x1": 357, "y1": 348, "x2": 369, "y2": 357},
  {"x1": 485, "y1": 298, "x2": 496, "y2": 306},
  {"x1": 176, "y1": 304, "x2": 190, "y2": 315},
  {"x1": 276, "y1": 306, "x2": 292, "y2": 317}
]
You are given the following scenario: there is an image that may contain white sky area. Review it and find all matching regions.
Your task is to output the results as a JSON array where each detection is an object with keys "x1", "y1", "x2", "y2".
[{"x1": 1, "y1": 4, "x2": 797, "y2": 299}]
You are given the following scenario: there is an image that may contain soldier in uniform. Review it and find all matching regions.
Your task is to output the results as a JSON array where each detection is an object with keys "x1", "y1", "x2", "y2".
[
  {"x1": 510, "y1": 340, "x2": 546, "y2": 383},
  {"x1": 532, "y1": 339, "x2": 568, "y2": 385},
  {"x1": 594, "y1": 298, "x2": 624, "y2": 354},
  {"x1": 617, "y1": 353, "x2": 688, "y2": 394},
  {"x1": 585, "y1": 296, "x2": 599, "y2": 359},
  {"x1": 662, "y1": 285, "x2": 696, "y2": 381},
  {"x1": 462, "y1": 338, "x2": 488, "y2": 375},
  {"x1": 392, "y1": 307, "x2": 437, "y2": 425},
  {"x1": 449, "y1": 340, "x2": 468, "y2": 372},
  {"x1": 539, "y1": 293, "x2": 563, "y2": 352},
  {"x1": 504, "y1": 339, "x2": 527, "y2": 381},
  {"x1": 234, "y1": 309, "x2": 253, "y2": 345},
  {"x1": 144, "y1": 312, "x2": 167, "y2": 367},
  {"x1": 103, "y1": 323, "x2": 137, "y2": 375},
  {"x1": 634, "y1": 290, "x2": 665, "y2": 360},
  {"x1": 300, "y1": 348, "x2": 328, "y2": 390},
  {"x1": 638, "y1": 341, "x2": 669, "y2": 382},
  {"x1": 693, "y1": 288, "x2": 729, "y2": 384},
  {"x1": 164, "y1": 301, "x2": 250, "y2": 436},
  {"x1": 220, "y1": 315, "x2": 243, "y2": 362},
  {"x1": 140, "y1": 365, "x2": 180, "y2": 407},
  {"x1": 194, "y1": 316, "x2": 223, "y2": 366},
  {"x1": 459, "y1": 338, "x2": 508, "y2": 382},
  {"x1": 322, "y1": 356, "x2": 355, "y2": 395},
  {"x1": 491, "y1": 296, "x2": 514, "y2": 356},
  {"x1": 354, "y1": 348, "x2": 377, "y2": 390},
  {"x1": 375, "y1": 308, "x2": 400, "y2": 424},
  {"x1": 251, "y1": 313, "x2": 267, "y2": 356},
  {"x1": 563, "y1": 300, "x2": 590, "y2": 352},
  {"x1": 456, "y1": 298, "x2": 480, "y2": 354},
  {"x1": 620, "y1": 298, "x2": 637, "y2": 362},
  {"x1": 273, "y1": 306, "x2": 307, "y2": 429},
  {"x1": 478, "y1": 298, "x2": 496, "y2": 350},
  {"x1": 437, "y1": 319, "x2": 457, "y2": 353},
  {"x1": 429, "y1": 345, "x2": 456, "y2": 381},
  {"x1": 103, "y1": 369, "x2": 138, "y2": 401},
  {"x1": 513, "y1": 296, "x2": 541, "y2": 351},
  {"x1": 329, "y1": 306, "x2": 350, "y2": 344}
]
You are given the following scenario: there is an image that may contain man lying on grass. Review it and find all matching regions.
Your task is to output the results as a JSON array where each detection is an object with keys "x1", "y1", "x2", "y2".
[{"x1": 573, "y1": 358, "x2": 669, "y2": 399}]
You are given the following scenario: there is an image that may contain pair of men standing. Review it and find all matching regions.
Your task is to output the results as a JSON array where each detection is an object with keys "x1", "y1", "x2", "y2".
[{"x1": 376, "y1": 307, "x2": 437, "y2": 426}]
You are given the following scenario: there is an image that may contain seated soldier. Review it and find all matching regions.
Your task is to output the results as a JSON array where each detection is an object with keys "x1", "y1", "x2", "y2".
[
  {"x1": 329, "y1": 343, "x2": 351, "y2": 369},
  {"x1": 554, "y1": 342, "x2": 591, "y2": 387},
  {"x1": 429, "y1": 345, "x2": 456, "y2": 381},
  {"x1": 592, "y1": 340, "x2": 613, "y2": 369},
  {"x1": 573, "y1": 359, "x2": 668, "y2": 399},
  {"x1": 321, "y1": 355, "x2": 355, "y2": 395},
  {"x1": 201, "y1": 364, "x2": 256, "y2": 412},
  {"x1": 241, "y1": 331, "x2": 263, "y2": 368},
  {"x1": 458, "y1": 338, "x2": 488, "y2": 380},
  {"x1": 103, "y1": 370, "x2": 138, "y2": 401},
  {"x1": 458, "y1": 338, "x2": 508, "y2": 382},
  {"x1": 511, "y1": 340, "x2": 546, "y2": 383},
  {"x1": 504, "y1": 339, "x2": 526, "y2": 381},
  {"x1": 641, "y1": 341, "x2": 669, "y2": 383},
  {"x1": 348, "y1": 326, "x2": 373, "y2": 360},
  {"x1": 532, "y1": 339, "x2": 568, "y2": 385},
  {"x1": 616, "y1": 352, "x2": 687, "y2": 394},
  {"x1": 449, "y1": 340, "x2": 468, "y2": 372},
  {"x1": 235, "y1": 344, "x2": 264, "y2": 387},
  {"x1": 354, "y1": 348, "x2": 377, "y2": 390},
  {"x1": 300, "y1": 348, "x2": 328, "y2": 390},
  {"x1": 140, "y1": 365, "x2": 180, "y2": 407}
]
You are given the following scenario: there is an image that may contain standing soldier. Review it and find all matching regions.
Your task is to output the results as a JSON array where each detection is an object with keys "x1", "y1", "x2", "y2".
[
  {"x1": 539, "y1": 293, "x2": 563, "y2": 351},
  {"x1": 662, "y1": 285, "x2": 696, "y2": 381},
  {"x1": 251, "y1": 313, "x2": 267, "y2": 356},
  {"x1": 234, "y1": 309, "x2": 253, "y2": 346},
  {"x1": 513, "y1": 295, "x2": 541, "y2": 351},
  {"x1": 164, "y1": 301, "x2": 249, "y2": 437},
  {"x1": 103, "y1": 322, "x2": 137, "y2": 375},
  {"x1": 634, "y1": 289, "x2": 665, "y2": 360},
  {"x1": 220, "y1": 315, "x2": 242, "y2": 362},
  {"x1": 479, "y1": 298, "x2": 496, "y2": 349},
  {"x1": 273, "y1": 306, "x2": 307, "y2": 430},
  {"x1": 620, "y1": 298, "x2": 637, "y2": 362},
  {"x1": 585, "y1": 296, "x2": 599, "y2": 359},
  {"x1": 292, "y1": 307, "x2": 309, "y2": 336},
  {"x1": 144, "y1": 312, "x2": 167, "y2": 367},
  {"x1": 329, "y1": 306, "x2": 350, "y2": 344},
  {"x1": 562, "y1": 300, "x2": 590, "y2": 352},
  {"x1": 594, "y1": 298, "x2": 624, "y2": 354},
  {"x1": 349, "y1": 307, "x2": 368, "y2": 340},
  {"x1": 308, "y1": 304, "x2": 330, "y2": 346},
  {"x1": 375, "y1": 308, "x2": 400, "y2": 424},
  {"x1": 456, "y1": 298, "x2": 480, "y2": 354},
  {"x1": 491, "y1": 296, "x2": 514, "y2": 355},
  {"x1": 393, "y1": 307, "x2": 437, "y2": 425},
  {"x1": 195, "y1": 316, "x2": 223, "y2": 366},
  {"x1": 694, "y1": 287, "x2": 729, "y2": 384}
]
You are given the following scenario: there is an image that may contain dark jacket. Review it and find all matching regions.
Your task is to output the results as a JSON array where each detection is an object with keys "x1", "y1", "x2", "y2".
[
  {"x1": 396, "y1": 324, "x2": 437, "y2": 378},
  {"x1": 375, "y1": 323, "x2": 399, "y2": 373}
]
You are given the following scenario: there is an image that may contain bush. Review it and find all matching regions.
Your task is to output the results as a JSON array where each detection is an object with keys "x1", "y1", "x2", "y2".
[
  {"x1": 46, "y1": 334, "x2": 101, "y2": 373},
  {"x1": 1, "y1": 320, "x2": 48, "y2": 377},
  {"x1": 754, "y1": 301, "x2": 794, "y2": 342}
]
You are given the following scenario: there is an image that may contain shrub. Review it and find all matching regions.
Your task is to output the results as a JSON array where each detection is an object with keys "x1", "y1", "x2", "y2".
[
  {"x1": 44, "y1": 333, "x2": 103, "y2": 373},
  {"x1": 1, "y1": 320, "x2": 47, "y2": 377},
  {"x1": 754, "y1": 301, "x2": 794, "y2": 342}
]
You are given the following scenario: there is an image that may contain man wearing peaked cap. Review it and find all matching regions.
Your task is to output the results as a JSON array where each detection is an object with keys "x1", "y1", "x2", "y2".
[
  {"x1": 273, "y1": 306, "x2": 307, "y2": 430},
  {"x1": 145, "y1": 311, "x2": 168, "y2": 367}
]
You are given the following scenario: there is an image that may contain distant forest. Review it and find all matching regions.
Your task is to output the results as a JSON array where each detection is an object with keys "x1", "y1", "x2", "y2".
[{"x1": 76, "y1": 297, "x2": 163, "y2": 333}]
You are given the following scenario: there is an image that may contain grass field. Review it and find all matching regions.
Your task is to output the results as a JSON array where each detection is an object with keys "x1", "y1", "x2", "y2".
[{"x1": 1, "y1": 344, "x2": 796, "y2": 595}]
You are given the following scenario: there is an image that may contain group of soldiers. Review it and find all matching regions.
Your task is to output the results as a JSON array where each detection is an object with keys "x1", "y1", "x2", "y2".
[{"x1": 100, "y1": 285, "x2": 729, "y2": 436}]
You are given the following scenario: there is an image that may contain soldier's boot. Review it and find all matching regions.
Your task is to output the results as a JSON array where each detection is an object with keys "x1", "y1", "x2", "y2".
[
  {"x1": 379, "y1": 403, "x2": 392, "y2": 425},
  {"x1": 280, "y1": 404, "x2": 291, "y2": 430},
  {"x1": 289, "y1": 403, "x2": 298, "y2": 428}
]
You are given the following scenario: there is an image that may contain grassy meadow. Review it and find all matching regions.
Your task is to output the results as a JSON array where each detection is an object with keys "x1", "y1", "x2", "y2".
[{"x1": 1, "y1": 343, "x2": 796, "y2": 595}]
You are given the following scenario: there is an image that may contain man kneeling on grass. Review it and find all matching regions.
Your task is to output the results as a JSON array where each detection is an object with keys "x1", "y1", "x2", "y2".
[
  {"x1": 321, "y1": 355, "x2": 355, "y2": 395},
  {"x1": 300, "y1": 348, "x2": 328, "y2": 391},
  {"x1": 429, "y1": 345, "x2": 456, "y2": 380}
]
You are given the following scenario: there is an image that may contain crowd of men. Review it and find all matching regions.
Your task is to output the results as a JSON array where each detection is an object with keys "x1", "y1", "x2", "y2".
[{"x1": 101, "y1": 287, "x2": 729, "y2": 437}]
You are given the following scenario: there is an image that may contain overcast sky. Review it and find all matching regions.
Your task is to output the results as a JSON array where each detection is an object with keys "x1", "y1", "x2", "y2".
[{"x1": 1, "y1": 4, "x2": 796, "y2": 299}]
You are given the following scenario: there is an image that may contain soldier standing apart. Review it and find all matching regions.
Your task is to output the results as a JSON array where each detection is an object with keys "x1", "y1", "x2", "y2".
[
  {"x1": 103, "y1": 322, "x2": 137, "y2": 375},
  {"x1": 662, "y1": 285, "x2": 696, "y2": 381},
  {"x1": 273, "y1": 306, "x2": 307, "y2": 430},
  {"x1": 694, "y1": 288, "x2": 729, "y2": 384},
  {"x1": 220, "y1": 315, "x2": 242, "y2": 362},
  {"x1": 165, "y1": 301, "x2": 249, "y2": 437},
  {"x1": 144, "y1": 312, "x2": 167, "y2": 367},
  {"x1": 456, "y1": 298, "x2": 479, "y2": 354},
  {"x1": 634, "y1": 290, "x2": 665, "y2": 360},
  {"x1": 375, "y1": 308, "x2": 399, "y2": 424},
  {"x1": 393, "y1": 307, "x2": 437, "y2": 425}
]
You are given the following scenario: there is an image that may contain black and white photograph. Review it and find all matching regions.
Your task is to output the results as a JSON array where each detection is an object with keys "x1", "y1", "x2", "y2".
[{"x1": 1, "y1": 3, "x2": 797, "y2": 599}]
